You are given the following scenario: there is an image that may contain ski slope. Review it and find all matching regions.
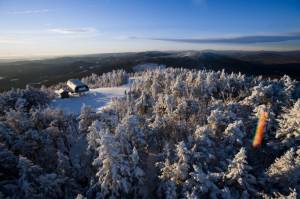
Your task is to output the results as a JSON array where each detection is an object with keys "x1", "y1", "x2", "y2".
[{"x1": 50, "y1": 77, "x2": 137, "y2": 114}]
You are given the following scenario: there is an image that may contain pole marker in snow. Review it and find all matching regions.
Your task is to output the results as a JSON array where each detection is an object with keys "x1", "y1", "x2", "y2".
[{"x1": 252, "y1": 111, "x2": 268, "y2": 149}]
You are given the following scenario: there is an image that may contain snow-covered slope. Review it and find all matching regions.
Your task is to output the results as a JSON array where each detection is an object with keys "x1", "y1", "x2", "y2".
[{"x1": 50, "y1": 77, "x2": 136, "y2": 114}]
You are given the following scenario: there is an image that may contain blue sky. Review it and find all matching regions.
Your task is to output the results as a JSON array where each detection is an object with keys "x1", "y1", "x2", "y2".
[{"x1": 0, "y1": 0, "x2": 300, "y2": 58}]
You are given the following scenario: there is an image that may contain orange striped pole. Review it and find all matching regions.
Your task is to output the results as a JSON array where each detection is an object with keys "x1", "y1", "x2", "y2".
[{"x1": 252, "y1": 111, "x2": 268, "y2": 148}]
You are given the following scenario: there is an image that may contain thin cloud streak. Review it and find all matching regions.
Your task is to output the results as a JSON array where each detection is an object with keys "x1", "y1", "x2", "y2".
[
  {"x1": 49, "y1": 28, "x2": 97, "y2": 34},
  {"x1": 144, "y1": 32, "x2": 300, "y2": 44},
  {"x1": 0, "y1": 38, "x2": 27, "y2": 44},
  {"x1": 8, "y1": 9, "x2": 51, "y2": 15}
]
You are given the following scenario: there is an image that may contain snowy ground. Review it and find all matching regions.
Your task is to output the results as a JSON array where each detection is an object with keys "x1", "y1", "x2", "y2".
[{"x1": 50, "y1": 77, "x2": 137, "y2": 114}]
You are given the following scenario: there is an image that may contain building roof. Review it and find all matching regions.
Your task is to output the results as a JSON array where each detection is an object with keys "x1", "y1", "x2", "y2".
[
  {"x1": 67, "y1": 79, "x2": 86, "y2": 87},
  {"x1": 67, "y1": 79, "x2": 89, "y2": 93}
]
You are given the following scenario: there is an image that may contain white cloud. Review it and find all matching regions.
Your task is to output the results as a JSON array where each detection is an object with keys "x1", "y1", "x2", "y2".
[
  {"x1": 8, "y1": 9, "x2": 51, "y2": 15},
  {"x1": 49, "y1": 27, "x2": 97, "y2": 34},
  {"x1": 0, "y1": 38, "x2": 26, "y2": 44},
  {"x1": 144, "y1": 31, "x2": 300, "y2": 44}
]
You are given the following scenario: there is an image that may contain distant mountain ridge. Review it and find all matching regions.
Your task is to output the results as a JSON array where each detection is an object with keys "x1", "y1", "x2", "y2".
[{"x1": 0, "y1": 50, "x2": 300, "y2": 92}]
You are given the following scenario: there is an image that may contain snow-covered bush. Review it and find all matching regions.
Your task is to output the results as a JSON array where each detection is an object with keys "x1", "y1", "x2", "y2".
[{"x1": 0, "y1": 85, "x2": 50, "y2": 114}]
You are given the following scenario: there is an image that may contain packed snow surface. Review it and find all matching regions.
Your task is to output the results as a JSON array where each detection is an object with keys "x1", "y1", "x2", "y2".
[{"x1": 51, "y1": 77, "x2": 137, "y2": 114}]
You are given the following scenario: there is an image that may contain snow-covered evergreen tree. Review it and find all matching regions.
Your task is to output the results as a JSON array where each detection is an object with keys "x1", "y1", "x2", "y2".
[
  {"x1": 224, "y1": 120, "x2": 246, "y2": 145},
  {"x1": 79, "y1": 104, "x2": 97, "y2": 132},
  {"x1": 183, "y1": 165, "x2": 220, "y2": 198},
  {"x1": 129, "y1": 147, "x2": 145, "y2": 197},
  {"x1": 276, "y1": 100, "x2": 300, "y2": 147},
  {"x1": 173, "y1": 141, "x2": 191, "y2": 182},
  {"x1": 81, "y1": 69, "x2": 128, "y2": 88},
  {"x1": 266, "y1": 147, "x2": 300, "y2": 193},
  {"x1": 118, "y1": 114, "x2": 146, "y2": 150},
  {"x1": 172, "y1": 76, "x2": 185, "y2": 97},
  {"x1": 224, "y1": 148, "x2": 257, "y2": 197},
  {"x1": 157, "y1": 157, "x2": 177, "y2": 199},
  {"x1": 89, "y1": 124, "x2": 131, "y2": 198}
]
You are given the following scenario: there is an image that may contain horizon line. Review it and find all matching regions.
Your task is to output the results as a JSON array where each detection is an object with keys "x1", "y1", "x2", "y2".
[{"x1": 1, "y1": 48, "x2": 300, "y2": 61}]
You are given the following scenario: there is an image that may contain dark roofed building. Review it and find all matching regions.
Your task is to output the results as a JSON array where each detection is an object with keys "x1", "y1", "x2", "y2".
[{"x1": 67, "y1": 79, "x2": 89, "y2": 93}]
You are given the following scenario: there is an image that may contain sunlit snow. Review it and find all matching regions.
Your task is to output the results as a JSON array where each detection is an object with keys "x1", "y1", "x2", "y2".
[{"x1": 51, "y1": 77, "x2": 137, "y2": 114}]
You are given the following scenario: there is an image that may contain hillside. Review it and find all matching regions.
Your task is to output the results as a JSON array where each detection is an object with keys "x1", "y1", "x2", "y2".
[
  {"x1": 0, "y1": 68, "x2": 300, "y2": 198},
  {"x1": 1, "y1": 50, "x2": 300, "y2": 92}
]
